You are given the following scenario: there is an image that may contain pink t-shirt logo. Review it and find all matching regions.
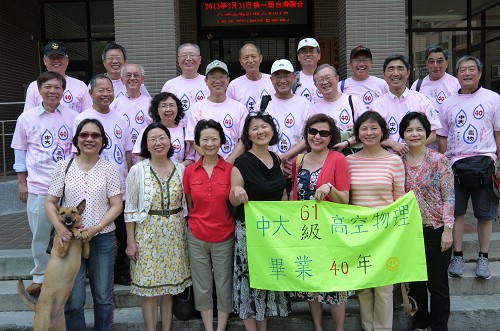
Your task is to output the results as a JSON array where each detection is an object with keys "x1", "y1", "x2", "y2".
[
  {"x1": 180, "y1": 94, "x2": 190, "y2": 111},
  {"x1": 246, "y1": 97, "x2": 257, "y2": 112},
  {"x1": 455, "y1": 110, "x2": 467, "y2": 128},
  {"x1": 52, "y1": 145, "x2": 64, "y2": 162},
  {"x1": 223, "y1": 114, "x2": 234, "y2": 128},
  {"x1": 63, "y1": 90, "x2": 73, "y2": 103},
  {"x1": 301, "y1": 88, "x2": 312, "y2": 102},
  {"x1": 473, "y1": 105, "x2": 485, "y2": 119},
  {"x1": 135, "y1": 110, "x2": 146, "y2": 124},
  {"x1": 58, "y1": 125, "x2": 69, "y2": 140},
  {"x1": 339, "y1": 109, "x2": 350, "y2": 124},
  {"x1": 41, "y1": 129, "x2": 54, "y2": 148},
  {"x1": 105, "y1": 133, "x2": 112, "y2": 149},
  {"x1": 114, "y1": 145, "x2": 124, "y2": 164},
  {"x1": 130, "y1": 128, "x2": 139, "y2": 145},
  {"x1": 436, "y1": 91, "x2": 446, "y2": 104},
  {"x1": 114, "y1": 125, "x2": 122, "y2": 138},
  {"x1": 285, "y1": 113, "x2": 295, "y2": 128},
  {"x1": 172, "y1": 139, "x2": 181, "y2": 154},
  {"x1": 221, "y1": 134, "x2": 232, "y2": 154},
  {"x1": 196, "y1": 91, "x2": 205, "y2": 102},
  {"x1": 278, "y1": 133, "x2": 291, "y2": 152},
  {"x1": 463, "y1": 125, "x2": 478, "y2": 144},
  {"x1": 123, "y1": 114, "x2": 130, "y2": 127},
  {"x1": 363, "y1": 91, "x2": 374, "y2": 104}
]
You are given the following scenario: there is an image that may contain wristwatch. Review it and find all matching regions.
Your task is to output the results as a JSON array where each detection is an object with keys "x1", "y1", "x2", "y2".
[{"x1": 326, "y1": 182, "x2": 333, "y2": 191}]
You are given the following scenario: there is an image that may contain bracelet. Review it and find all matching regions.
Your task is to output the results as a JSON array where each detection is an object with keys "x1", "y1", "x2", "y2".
[
  {"x1": 97, "y1": 223, "x2": 104, "y2": 231},
  {"x1": 343, "y1": 139, "x2": 351, "y2": 148}
]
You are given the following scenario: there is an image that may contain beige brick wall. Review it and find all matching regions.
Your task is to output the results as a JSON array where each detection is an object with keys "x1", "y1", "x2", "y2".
[
  {"x1": 338, "y1": 0, "x2": 406, "y2": 80},
  {"x1": 114, "y1": 0, "x2": 180, "y2": 94}
]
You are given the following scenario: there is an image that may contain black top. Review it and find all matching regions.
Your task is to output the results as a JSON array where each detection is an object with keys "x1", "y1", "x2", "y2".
[{"x1": 233, "y1": 151, "x2": 286, "y2": 222}]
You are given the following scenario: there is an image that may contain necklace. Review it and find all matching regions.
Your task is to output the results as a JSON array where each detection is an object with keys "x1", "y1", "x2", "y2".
[
  {"x1": 406, "y1": 150, "x2": 426, "y2": 183},
  {"x1": 250, "y1": 149, "x2": 273, "y2": 168}
]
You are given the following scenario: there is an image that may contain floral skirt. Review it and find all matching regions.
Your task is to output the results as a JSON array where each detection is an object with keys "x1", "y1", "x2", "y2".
[{"x1": 232, "y1": 220, "x2": 291, "y2": 321}]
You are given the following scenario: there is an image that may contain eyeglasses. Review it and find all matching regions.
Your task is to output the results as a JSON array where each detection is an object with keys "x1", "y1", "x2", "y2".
[
  {"x1": 308, "y1": 128, "x2": 331, "y2": 137},
  {"x1": 178, "y1": 53, "x2": 200, "y2": 60},
  {"x1": 426, "y1": 59, "x2": 445, "y2": 65},
  {"x1": 79, "y1": 132, "x2": 102, "y2": 139},
  {"x1": 105, "y1": 56, "x2": 124, "y2": 62},
  {"x1": 249, "y1": 111, "x2": 270, "y2": 117},
  {"x1": 147, "y1": 135, "x2": 169, "y2": 144},
  {"x1": 272, "y1": 73, "x2": 292, "y2": 80},
  {"x1": 315, "y1": 75, "x2": 336, "y2": 84},
  {"x1": 124, "y1": 73, "x2": 142, "y2": 79},
  {"x1": 353, "y1": 58, "x2": 371, "y2": 64},
  {"x1": 159, "y1": 103, "x2": 177, "y2": 109}
]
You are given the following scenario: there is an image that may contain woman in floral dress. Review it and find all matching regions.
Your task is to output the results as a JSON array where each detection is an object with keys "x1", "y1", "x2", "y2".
[{"x1": 125, "y1": 122, "x2": 191, "y2": 331}]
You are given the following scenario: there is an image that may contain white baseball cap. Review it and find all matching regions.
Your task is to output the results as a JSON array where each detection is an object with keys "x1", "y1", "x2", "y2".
[
  {"x1": 205, "y1": 60, "x2": 229, "y2": 75},
  {"x1": 297, "y1": 38, "x2": 320, "y2": 52},
  {"x1": 271, "y1": 59, "x2": 294, "y2": 74}
]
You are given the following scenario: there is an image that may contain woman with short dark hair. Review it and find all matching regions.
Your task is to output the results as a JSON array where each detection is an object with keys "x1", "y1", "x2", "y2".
[
  {"x1": 125, "y1": 122, "x2": 191, "y2": 331},
  {"x1": 183, "y1": 119, "x2": 234, "y2": 331}
]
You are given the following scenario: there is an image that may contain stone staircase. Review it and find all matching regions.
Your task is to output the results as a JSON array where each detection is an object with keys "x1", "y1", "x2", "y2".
[{"x1": 0, "y1": 232, "x2": 498, "y2": 330}]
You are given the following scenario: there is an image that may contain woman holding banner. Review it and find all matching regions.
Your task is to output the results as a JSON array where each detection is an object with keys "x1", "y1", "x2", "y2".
[
  {"x1": 230, "y1": 111, "x2": 291, "y2": 331},
  {"x1": 400, "y1": 112, "x2": 454, "y2": 331},
  {"x1": 290, "y1": 113, "x2": 351, "y2": 331},
  {"x1": 346, "y1": 111, "x2": 405, "y2": 331}
]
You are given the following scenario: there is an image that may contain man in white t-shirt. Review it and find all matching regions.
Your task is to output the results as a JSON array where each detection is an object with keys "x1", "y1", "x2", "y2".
[
  {"x1": 411, "y1": 45, "x2": 460, "y2": 151},
  {"x1": 371, "y1": 54, "x2": 440, "y2": 155},
  {"x1": 24, "y1": 41, "x2": 91, "y2": 113},
  {"x1": 110, "y1": 63, "x2": 153, "y2": 165},
  {"x1": 339, "y1": 45, "x2": 389, "y2": 109},
  {"x1": 266, "y1": 59, "x2": 310, "y2": 181},
  {"x1": 12, "y1": 71, "x2": 76, "y2": 295},
  {"x1": 185, "y1": 60, "x2": 246, "y2": 163},
  {"x1": 294, "y1": 38, "x2": 322, "y2": 103},
  {"x1": 227, "y1": 43, "x2": 274, "y2": 112},
  {"x1": 438, "y1": 55, "x2": 500, "y2": 281},
  {"x1": 162, "y1": 43, "x2": 210, "y2": 125},
  {"x1": 101, "y1": 42, "x2": 150, "y2": 100}
]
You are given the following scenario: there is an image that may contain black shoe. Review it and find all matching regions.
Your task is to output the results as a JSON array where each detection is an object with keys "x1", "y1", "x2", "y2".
[{"x1": 114, "y1": 274, "x2": 131, "y2": 286}]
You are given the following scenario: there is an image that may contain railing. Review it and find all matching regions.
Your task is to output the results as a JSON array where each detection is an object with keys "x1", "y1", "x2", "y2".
[{"x1": 1, "y1": 101, "x2": 24, "y2": 181}]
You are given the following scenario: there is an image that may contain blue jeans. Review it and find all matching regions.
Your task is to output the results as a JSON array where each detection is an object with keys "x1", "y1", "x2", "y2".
[{"x1": 65, "y1": 231, "x2": 117, "y2": 331}]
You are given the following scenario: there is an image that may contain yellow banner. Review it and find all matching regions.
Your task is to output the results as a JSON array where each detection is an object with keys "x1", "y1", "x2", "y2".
[{"x1": 245, "y1": 191, "x2": 427, "y2": 291}]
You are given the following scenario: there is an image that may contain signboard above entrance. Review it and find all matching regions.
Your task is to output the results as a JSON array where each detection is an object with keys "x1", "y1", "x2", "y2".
[{"x1": 200, "y1": 1, "x2": 308, "y2": 27}]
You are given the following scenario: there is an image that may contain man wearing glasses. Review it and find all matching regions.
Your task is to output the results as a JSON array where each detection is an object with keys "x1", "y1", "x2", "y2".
[
  {"x1": 101, "y1": 42, "x2": 150, "y2": 100},
  {"x1": 24, "y1": 41, "x2": 91, "y2": 113},
  {"x1": 410, "y1": 45, "x2": 460, "y2": 151},
  {"x1": 110, "y1": 63, "x2": 153, "y2": 165},
  {"x1": 339, "y1": 46, "x2": 389, "y2": 110},
  {"x1": 185, "y1": 60, "x2": 246, "y2": 163},
  {"x1": 294, "y1": 38, "x2": 322, "y2": 103},
  {"x1": 162, "y1": 43, "x2": 210, "y2": 126}
]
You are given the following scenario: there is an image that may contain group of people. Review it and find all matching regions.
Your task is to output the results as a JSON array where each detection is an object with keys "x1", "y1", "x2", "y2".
[{"x1": 11, "y1": 36, "x2": 499, "y2": 331}]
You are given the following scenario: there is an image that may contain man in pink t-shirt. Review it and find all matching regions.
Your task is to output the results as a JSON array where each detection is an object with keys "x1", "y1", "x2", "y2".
[
  {"x1": 438, "y1": 55, "x2": 500, "y2": 281},
  {"x1": 186, "y1": 60, "x2": 246, "y2": 164},
  {"x1": 294, "y1": 38, "x2": 322, "y2": 103},
  {"x1": 338, "y1": 46, "x2": 389, "y2": 110},
  {"x1": 371, "y1": 54, "x2": 440, "y2": 155},
  {"x1": 162, "y1": 43, "x2": 210, "y2": 126},
  {"x1": 100, "y1": 42, "x2": 150, "y2": 100},
  {"x1": 227, "y1": 43, "x2": 274, "y2": 112},
  {"x1": 24, "y1": 41, "x2": 91, "y2": 113},
  {"x1": 12, "y1": 71, "x2": 77, "y2": 294},
  {"x1": 75, "y1": 74, "x2": 133, "y2": 285},
  {"x1": 110, "y1": 63, "x2": 153, "y2": 165},
  {"x1": 410, "y1": 45, "x2": 461, "y2": 151}
]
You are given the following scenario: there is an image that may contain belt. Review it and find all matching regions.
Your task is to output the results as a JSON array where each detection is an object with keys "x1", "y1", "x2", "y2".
[{"x1": 148, "y1": 207, "x2": 182, "y2": 217}]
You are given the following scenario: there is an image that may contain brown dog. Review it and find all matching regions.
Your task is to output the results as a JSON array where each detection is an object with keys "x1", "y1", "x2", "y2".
[{"x1": 18, "y1": 200, "x2": 90, "y2": 331}]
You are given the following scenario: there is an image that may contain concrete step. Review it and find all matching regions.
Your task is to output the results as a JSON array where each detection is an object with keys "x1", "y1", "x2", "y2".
[
  {"x1": 1, "y1": 233, "x2": 499, "y2": 280},
  {"x1": 2, "y1": 260, "x2": 499, "y2": 312},
  {"x1": 1, "y1": 295, "x2": 499, "y2": 331}
]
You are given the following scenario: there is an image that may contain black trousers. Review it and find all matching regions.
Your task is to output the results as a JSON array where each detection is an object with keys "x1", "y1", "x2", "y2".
[
  {"x1": 409, "y1": 226, "x2": 452, "y2": 331},
  {"x1": 113, "y1": 202, "x2": 130, "y2": 278}
]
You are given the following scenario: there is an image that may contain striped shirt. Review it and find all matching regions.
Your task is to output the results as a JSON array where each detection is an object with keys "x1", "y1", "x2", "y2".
[{"x1": 346, "y1": 153, "x2": 405, "y2": 208}]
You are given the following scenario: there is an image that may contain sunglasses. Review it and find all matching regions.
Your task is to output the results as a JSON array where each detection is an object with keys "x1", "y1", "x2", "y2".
[
  {"x1": 249, "y1": 111, "x2": 270, "y2": 117},
  {"x1": 308, "y1": 128, "x2": 331, "y2": 137},
  {"x1": 78, "y1": 132, "x2": 102, "y2": 139}
]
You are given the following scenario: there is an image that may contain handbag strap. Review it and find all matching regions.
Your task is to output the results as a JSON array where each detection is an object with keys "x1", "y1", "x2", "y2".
[
  {"x1": 59, "y1": 158, "x2": 74, "y2": 206},
  {"x1": 400, "y1": 282, "x2": 418, "y2": 316}
]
